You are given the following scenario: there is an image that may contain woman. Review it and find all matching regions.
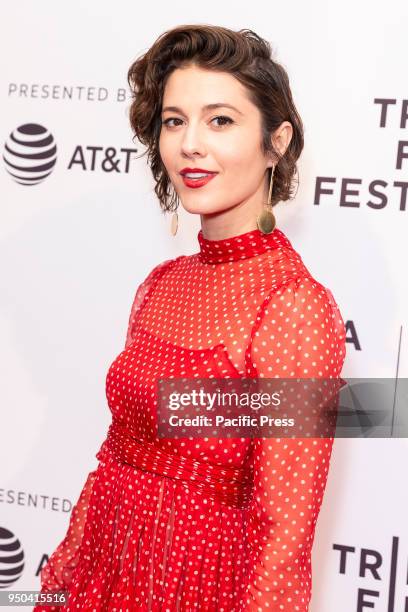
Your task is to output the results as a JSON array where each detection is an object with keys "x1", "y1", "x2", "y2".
[{"x1": 35, "y1": 24, "x2": 346, "y2": 611}]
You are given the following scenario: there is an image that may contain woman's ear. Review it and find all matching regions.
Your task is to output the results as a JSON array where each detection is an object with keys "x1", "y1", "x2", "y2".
[{"x1": 271, "y1": 121, "x2": 293, "y2": 157}]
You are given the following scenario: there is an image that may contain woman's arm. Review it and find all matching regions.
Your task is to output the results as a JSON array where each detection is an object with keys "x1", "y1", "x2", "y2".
[
  {"x1": 242, "y1": 276, "x2": 347, "y2": 611},
  {"x1": 35, "y1": 259, "x2": 174, "y2": 607},
  {"x1": 37, "y1": 464, "x2": 100, "y2": 594},
  {"x1": 34, "y1": 441, "x2": 108, "y2": 611}
]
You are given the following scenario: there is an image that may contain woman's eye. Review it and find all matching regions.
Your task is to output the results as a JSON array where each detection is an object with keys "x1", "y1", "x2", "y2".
[
  {"x1": 211, "y1": 115, "x2": 234, "y2": 127},
  {"x1": 162, "y1": 118, "x2": 183, "y2": 127},
  {"x1": 162, "y1": 115, "x2": 234, "y2": 128}
]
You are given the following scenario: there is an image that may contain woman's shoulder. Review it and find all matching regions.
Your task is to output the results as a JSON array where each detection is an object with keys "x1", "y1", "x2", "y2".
[
  {"x1": 258, "y1": 243, "x2": 344, "y2": 322},
  {"x1": 141, "y1": 254, "x2": 187, "y2": 283},
  {"x1": 274, "y1": 273, "x2": 340, "y2": 311},
  {"x1": 259, "y1": 268, "x2": 346, "y2": 355}
]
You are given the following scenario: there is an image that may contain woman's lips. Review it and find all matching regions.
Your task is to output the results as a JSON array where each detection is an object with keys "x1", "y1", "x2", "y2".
[{"x1": 181, "y1": 173, "x2": 218, "y2": 189}]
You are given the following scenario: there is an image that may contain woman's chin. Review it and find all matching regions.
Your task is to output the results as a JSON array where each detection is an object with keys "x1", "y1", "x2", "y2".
[{"x1": 179, "y1": 201, "x2": 231, "y2": 216}]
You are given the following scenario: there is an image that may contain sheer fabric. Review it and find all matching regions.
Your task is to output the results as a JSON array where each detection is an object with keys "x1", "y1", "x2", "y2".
[
  {"x1": 34, "y1": 226, "x2": 346, "y2": 611},
  {"x1": 241, "y1": 275, "x2": 346, "y2": 610}
]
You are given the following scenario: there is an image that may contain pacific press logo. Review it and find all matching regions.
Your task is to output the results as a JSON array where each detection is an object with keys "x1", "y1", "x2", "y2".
[
  {"x1": 3, "y1": 123, "x2": 57, "y2": 186},
  {"x1": 0, "y1": 527, "x2": 24, "y2": 588}
]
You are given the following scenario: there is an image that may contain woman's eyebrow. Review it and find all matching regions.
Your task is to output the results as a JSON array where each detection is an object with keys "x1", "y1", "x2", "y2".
[{"x1": 161, "y1": 103, "x2": 243, "y2": 116}]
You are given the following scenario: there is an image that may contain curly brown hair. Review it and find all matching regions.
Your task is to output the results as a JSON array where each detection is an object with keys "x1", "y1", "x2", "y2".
[{"x1": 127, "y1": 24, "x2": 304, "y2": 213}]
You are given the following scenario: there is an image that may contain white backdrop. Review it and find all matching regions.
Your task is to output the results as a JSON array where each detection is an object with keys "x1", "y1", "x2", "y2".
[{"x1": 1, "y1": 1, "x2": 407, "y2": 610}]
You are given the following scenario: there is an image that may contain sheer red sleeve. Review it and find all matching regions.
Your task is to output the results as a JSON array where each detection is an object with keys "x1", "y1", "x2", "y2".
[
  {"x1": 36, "y1": 260, "x2": 173, "y2": 606},
  {"x1": 37, "y1": 469, "x2": 98, "y2": 596},
  {"x1": 124, "y1": 258, "x2": 174, "y2": 348},
  {"x1": 242, "y1": 275, "x2": 347, "y2": 611}
]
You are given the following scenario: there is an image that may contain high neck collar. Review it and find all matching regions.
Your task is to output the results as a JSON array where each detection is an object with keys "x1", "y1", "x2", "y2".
[{"x1": 197, "y1": 226, "x2": 290, "y2": 264}]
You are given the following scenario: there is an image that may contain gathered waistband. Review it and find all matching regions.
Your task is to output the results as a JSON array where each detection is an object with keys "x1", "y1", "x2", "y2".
[{"x1": 99, "y1": 421, "x2": 253, "y2": 509}]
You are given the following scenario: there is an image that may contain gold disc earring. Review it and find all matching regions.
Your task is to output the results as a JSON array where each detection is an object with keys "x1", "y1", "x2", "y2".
[
  {"x1": 170, "y1": 190, "x2": 179, "y2": 236},
  {"x1": 170, "y1": 211, "x2": 178, "y2": 236},
  {"x1": 256, "y1": 165, "x2": 276, "y2": 234}
]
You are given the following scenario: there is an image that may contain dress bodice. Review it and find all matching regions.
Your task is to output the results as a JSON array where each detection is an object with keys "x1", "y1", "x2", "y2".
[
  {"x1": 35, "y1": 225, "x2": 347, "y2": 612},
  {"x1": 125, "y1": 226, "x2": 311, "y2": 378}
]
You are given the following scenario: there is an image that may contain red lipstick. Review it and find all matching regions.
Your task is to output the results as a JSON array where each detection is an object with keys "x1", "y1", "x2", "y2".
[{"x1": 179, "y1": 167, "x2": 218, "y2": 189}]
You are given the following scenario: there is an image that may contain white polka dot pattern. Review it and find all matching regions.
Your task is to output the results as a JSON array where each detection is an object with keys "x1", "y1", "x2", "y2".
[
  {"x1": 34, "y1": 226, "x2": 346, "y2": 611},
  {"x1": 241, "y1": 276, "x2": 346, "y2": 611}
]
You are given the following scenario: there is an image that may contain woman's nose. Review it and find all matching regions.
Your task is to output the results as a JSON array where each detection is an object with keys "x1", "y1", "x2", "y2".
[{"x1": 180, "y1": 123, "x2": 207, "y2": 156}]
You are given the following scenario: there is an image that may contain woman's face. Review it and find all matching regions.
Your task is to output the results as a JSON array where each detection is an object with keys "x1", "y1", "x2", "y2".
[{"x1": 159, "y1": 64, "x2": 290, "y2": 219}]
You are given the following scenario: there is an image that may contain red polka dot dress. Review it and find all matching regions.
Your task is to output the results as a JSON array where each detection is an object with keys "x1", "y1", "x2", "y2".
[{"x1": 34, "y1": 226, "x2": 347, "y2": 611}]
